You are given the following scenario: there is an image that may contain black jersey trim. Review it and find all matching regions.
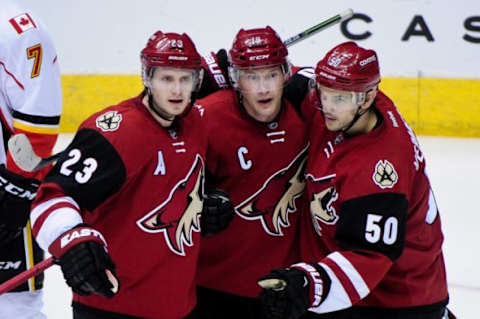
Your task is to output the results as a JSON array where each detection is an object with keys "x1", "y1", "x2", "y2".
[
  {"x1": 336, "y1": 192, "x2": 408, "y2": 261},
  {"x1": 307, "y1": 298, "x2": 449, "y2": 319},
  {"x1": 283, "y1": 67, "x2": 312, "y2": 113},
  {"x1": 72, "y1": 302, "x2": 140, "y2": 319},
  {"x1": 44, "y1": 128, "x2": 127, "y2": 212},
  {"x1": 12, "y1": 110, "x2": 60, "y2": 125}
]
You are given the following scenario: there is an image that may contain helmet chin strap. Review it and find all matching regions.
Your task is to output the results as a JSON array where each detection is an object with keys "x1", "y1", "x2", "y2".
[
  {"x1": 341, "y1": 106, "x2": 369, "y2": 134},
  {"x1": 145, "y1": 87, "x2": 196, "y2": 128}
]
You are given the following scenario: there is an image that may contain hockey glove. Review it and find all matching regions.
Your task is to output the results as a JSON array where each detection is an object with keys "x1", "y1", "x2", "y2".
[
  {"x1": 0, "y1": 164, "x2": 39, "y2": 246},
  {"x1": 258, "y1": 263, "x2": 331, "y2": 319},
  {"x1": 201, "y1": 189, "x2": 235, "y2": 237},
  {"x1": 199, "y1": 49, "x2": 230, "y2": 97},
  {"x1": 49, "y1": 225, "x2": 119, "y2": 298}
]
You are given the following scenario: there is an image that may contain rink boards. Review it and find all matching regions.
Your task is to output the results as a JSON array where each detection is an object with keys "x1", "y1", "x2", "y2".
[{"x1": 59, "y1": 75, "x2": 480, "y2": 137}]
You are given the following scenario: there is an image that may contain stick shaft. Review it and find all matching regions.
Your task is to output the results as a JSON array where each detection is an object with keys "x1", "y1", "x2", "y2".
[
  {"x1": 34, "y1": 153, "x2": 62, "y2": 170},
  {"x1": 284, "y1": 9, "x2": 354, "y2": 47},
  {"x1": 0, "y1": 257, "x2": 53, "y2": 295}
]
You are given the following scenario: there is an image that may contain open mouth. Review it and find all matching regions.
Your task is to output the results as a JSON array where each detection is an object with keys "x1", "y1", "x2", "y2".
[
  {"x1": 324, "y1": 114, "x2": 337, "y2": 122},
  {"x1": 258, "y1": 98, "x2": 273, "y2": 104},
  {"x1": 168, "y1": 99, "x2": 183, "y2": 104}
]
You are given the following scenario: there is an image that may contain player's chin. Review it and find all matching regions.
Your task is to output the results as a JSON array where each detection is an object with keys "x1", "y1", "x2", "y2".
[
  {"x1": 256, "y1": 106, "x2": 277, "y2": 119},
  {"x1": 167, "y1": 101, "x2": 189, "y2": 114},
  {"x1": 325, "y1": 119, "x2": 340, "y2": 131}
]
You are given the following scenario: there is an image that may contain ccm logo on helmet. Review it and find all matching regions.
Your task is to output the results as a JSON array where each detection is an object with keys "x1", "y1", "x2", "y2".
[
  {"x1": 359, "y1": 55, "x2": 377, "y2": 66},
  {"x1": 60, "y1": 228, "x2": 106, "y2": 248},
  {"x1": 249, "y1": 54, "x2": 269, "y2": 61},
  {"x1": 0, "y1": 177, "x2": 36, "y2": 200}
]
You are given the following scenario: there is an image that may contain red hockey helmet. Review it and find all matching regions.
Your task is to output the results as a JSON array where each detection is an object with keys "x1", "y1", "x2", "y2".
[
  {"x1": 315, "y1": 41, "x2": 380, "y2": 93},
  {"x1": 141, "y1": 31, "x2": 202, "y2": 82},
  {"x1": 229, "y1": 26, "x2": 288, "y2": 69}
]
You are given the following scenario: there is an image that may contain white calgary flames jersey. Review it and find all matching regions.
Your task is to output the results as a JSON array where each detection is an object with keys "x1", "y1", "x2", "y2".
[{"x1": 0, "y1": 0, "x2": 61, "y2": 169}]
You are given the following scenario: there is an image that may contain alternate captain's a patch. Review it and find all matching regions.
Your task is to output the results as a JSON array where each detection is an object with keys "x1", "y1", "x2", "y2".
[
  {"x1": 373, "y1": 160, "x2": 398, "y2": 189},
  {"x1": 96, "y1": 111, "x2": 123, "y2": 132}
]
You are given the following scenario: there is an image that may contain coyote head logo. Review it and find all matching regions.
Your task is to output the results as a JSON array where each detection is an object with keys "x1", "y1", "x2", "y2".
[
  {"x1": 236, "y1": 146, "x2": 308, "y2": 236},
  {"x1": 137, "y1": 155, "x2": 204, "y2": 256}
]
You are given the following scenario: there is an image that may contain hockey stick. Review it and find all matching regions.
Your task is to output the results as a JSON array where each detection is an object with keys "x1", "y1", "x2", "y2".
[
  {"x1": 0, "y1": 255, "x2": 119, "y2": 295},
  {"x1": 283, "y1": 9, "x2": 354, "y2": 47},
  {"x1": 0, "y1": 256, "x2": 53, "y2": 295},
  {"x1": 8, "y1": 133, "x2": 63, "y2": 172}
]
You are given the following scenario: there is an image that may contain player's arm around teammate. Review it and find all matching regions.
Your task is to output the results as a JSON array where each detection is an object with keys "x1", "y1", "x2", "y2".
[{"x1": 258, "y1": 42, "x2": 451, "y2": 319}]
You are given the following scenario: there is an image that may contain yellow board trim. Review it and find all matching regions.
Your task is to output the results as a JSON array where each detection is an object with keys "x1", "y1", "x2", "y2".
[
  {"x1": 13, "y1": 121, "x2": 59, "y2": 135},
  {"x1": 380, "y1": 78, "x2": 480, "y2": 137},
  {"x1": 59, "y1": 75, "x2": 480, "y2": 137},
  {"x1": 60, "y1": 75, "x2": 143, "y2": 132},
  {"x1": 25, "y1": 220, "x2": 35, "y2": 291}
]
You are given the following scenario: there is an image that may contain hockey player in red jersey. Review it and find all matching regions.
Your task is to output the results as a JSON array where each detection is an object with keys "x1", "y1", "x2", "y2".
[
  {"x1": 258, "y1": 42, "x2": 450, "y2": 319},
  {"x1": 29, "y1": 31, "x2": 216, "y2": 318},
  {"x1": 0, "y1": 0, "x2": 62, "y2": 317},
  {"x1": 194, "y1": 26, "x2": 309, "y2": 318}
]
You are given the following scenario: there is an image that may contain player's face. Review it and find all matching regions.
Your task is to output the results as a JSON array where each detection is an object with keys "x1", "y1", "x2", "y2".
[
  {"x1": 318, "y1": 86, "x2": 359, "y2": 131},
  {"x1": 237, "y1": 66, "x2": 286, "y2": 122},
  {"x1": 148, "y1": 67, "x2": 196, "y2": 118}
]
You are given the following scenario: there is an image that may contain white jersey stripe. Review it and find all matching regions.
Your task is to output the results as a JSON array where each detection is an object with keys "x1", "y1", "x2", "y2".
[
  {"x1": 309, "y1": 262, "x2": 352, "y2": 313},
  {"x1": 328, "y1": 251, "x2": 370, "y2": 299},
  {"x1": 30, "y1": 196, "x2": 79, "y2": 228},
  {"x1": 35, "y1": 207, "x2": 83, "y2": 250}
]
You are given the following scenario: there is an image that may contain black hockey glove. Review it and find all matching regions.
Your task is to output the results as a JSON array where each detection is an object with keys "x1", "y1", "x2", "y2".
[
  {"x1": 215, "y1": 48, "x2": 229, "y2": 80},
  {"x1": 49, "y1": 225, "x2": 119, "y2": 298},
  {"x1": 199, "y1": 49, "x2": 231, "y2": 97},
  {"x1": 201, "y1": 189, "x2": 235, "y2": 237},
  {"x1": 0, "y1": 164, "x2": 39, "y2": 246},
  {"x1": 258, "y1": 268, "x2": 310, "y2": 319},
  {"x1": 258, "y1": 263, "x2": 331, "y2": 319}
]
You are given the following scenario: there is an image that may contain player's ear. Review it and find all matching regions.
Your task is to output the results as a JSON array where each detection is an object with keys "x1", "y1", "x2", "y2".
[
  {"x1": 362, "y1": 88, "x2": 377, "y2": 110},
  {"x1": 145, "y1": 75, "x2": 152, "y2": 88}
]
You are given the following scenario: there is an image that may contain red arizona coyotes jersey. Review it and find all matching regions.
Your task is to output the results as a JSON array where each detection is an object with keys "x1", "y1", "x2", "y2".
[
  {"x1": 31, "y1": 95, "x2": 207, "y2": 318},
  {"x1": 196, "y1": 89, "x2": 309, "y2": 297},
  {"x1": 301, "y1": 90, "x2": 448, "y2": 313},
  {"x1": 0, "y1": 0, "x2": 61, "y2": 179}
]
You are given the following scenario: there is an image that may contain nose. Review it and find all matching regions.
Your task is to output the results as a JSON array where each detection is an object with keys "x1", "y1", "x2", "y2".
[
  {"x1": 170, "y1": 81, "x2": 181, "y2": 95},
  {"x1": 257, "y1": 77, "x2": 271, "y2": 93}
]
